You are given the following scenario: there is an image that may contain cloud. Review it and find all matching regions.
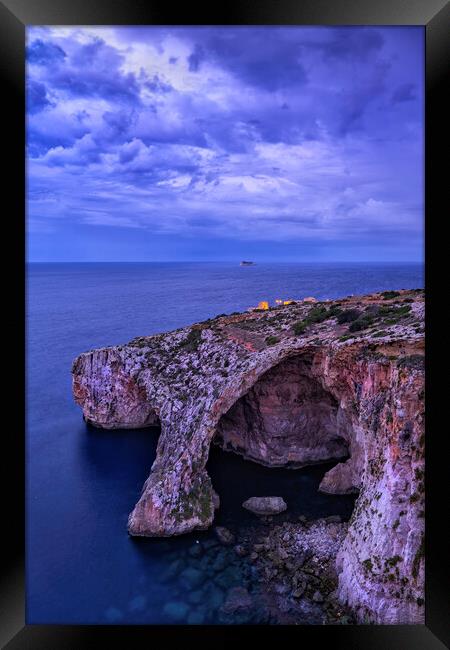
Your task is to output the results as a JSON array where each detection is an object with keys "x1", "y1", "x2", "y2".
[
  {"x1": 26, "y1": 26, "x2": 424, "y2": 261},
  {"x1": 317, "y1": 28, "x2": 384, "y2": 62},
  {"x1": 391, "y1": 82, "x2": 417, "y2": 104},
  {"x1": 27, "y1": 80, "x2": 54, "y2": 114},
  {"x1": 185, "y1": 28, "x2": 308, "y2": 91},
  {"x1": 187, "y1": 44, "x2": 205, "y2": 72},
  {"x1": 26, "y1": 38, "x2": 66, "y2": 65}
]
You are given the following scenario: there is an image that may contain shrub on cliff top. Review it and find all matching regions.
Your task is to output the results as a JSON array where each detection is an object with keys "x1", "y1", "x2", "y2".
[
  {"x1": 181, "y1": 328, "x2": 202, "y2": 352},
  {"x1": 328, "y1": 304, "x2": 343, "y2": 317},
  {"x1": 337, "y1": 309, "x2": 361, "y2": 324},
  {"x1": 349, "y1": 316, "x2": 375, "y2": 332},
  {"x1": 293, "y1": 320, "x2": 307, "y2": 335},
  {"x1": 381, "y1": 291, "x2": 400, "y2": 300},
  {"x1": 305, "y1": 305, "x2": 329, "y2": 324}
]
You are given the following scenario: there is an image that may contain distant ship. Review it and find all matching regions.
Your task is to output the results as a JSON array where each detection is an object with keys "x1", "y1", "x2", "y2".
[{"x1": 240, "y1": 260, "x2": 255, "y2": 266}]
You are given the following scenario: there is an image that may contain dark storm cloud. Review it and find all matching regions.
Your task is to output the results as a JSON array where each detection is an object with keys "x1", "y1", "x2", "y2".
[
  {"x1": 51, "y1": 66, "x2": 141, "y2": 104},
  {"x1": 187, "y1": 44, "x2": 206, "y2": 72},
  {"x1": 185, "y1": 28, "x2": 308, "y2": 90},
  {"x1": 26, "y1": 80, "x2": 54, "y2": 114},
  {"x1": 317, "y1": 28, "x2": 384, "y2": 61},
  {"x1": 26, "y1": 38, "x2": 66, "y2": 65}
]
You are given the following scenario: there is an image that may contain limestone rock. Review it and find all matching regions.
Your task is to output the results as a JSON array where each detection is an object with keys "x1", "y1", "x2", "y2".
[
  {"x1": 242, "y1": 496, "x2": 287, "y2": 516},
  {"x1": 72, "y1": 289, "x2": 425, "y2": 624}
]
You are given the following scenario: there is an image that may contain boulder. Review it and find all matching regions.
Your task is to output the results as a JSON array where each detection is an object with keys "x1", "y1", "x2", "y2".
[
  {"x1": 242, "y1": 496, "x2": 287, "y2": 516},
  {"x1": 214, "y1": 526, "x2": 235, "y2": 546}
]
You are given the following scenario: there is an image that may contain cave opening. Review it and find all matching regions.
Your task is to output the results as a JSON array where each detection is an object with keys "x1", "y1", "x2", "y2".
[{"x1": 207, "y1": 352, "x2": 356, "y2": 526}]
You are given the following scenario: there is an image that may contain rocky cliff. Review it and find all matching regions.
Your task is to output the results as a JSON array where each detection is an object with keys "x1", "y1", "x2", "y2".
[{"x1": 72, "y1": 289, "x2": 425, "y2": 624}]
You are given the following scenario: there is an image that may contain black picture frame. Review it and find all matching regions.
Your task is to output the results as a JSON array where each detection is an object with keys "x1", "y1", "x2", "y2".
[{"x1": 2, "y1": 0, "x2": 449, "y2": 647}]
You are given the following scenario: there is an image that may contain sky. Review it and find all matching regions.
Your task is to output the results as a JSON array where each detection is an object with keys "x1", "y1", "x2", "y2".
[{"x1": 26, "y1": 26, "x2": 424, "y2": 262}]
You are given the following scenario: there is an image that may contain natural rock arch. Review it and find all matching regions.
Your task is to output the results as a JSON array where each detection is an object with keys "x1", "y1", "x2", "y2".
[
  {"x1": 72, "y1": 313, "x2": 425, "y2": 623},
  {"x1": 126, "y1": 346, "x2": 360, "y2": 538},
  {"x1": 214, "y1": 352, "x2": 350, "y2": 469}
]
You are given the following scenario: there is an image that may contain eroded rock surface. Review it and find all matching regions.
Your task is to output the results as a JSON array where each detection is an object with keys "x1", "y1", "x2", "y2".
[
  {"x1": 216, "y1": 355, "x2": 348, "y2": 467},
  {"x1": 72, "y1": 289, "x2": 425, "y2": 623}
]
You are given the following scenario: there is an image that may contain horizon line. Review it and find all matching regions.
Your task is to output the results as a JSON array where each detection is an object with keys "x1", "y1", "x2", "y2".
[{"x1": 26, "y1": 260, "x2": 424, "y2": 264}]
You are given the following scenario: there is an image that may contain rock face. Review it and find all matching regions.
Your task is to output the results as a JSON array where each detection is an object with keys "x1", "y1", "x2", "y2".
[
  {"x1": 216, "y1": 355, "x2": 348, "y2": 467},
  {"x1": 72, "y1": 290, "x2": 425, "y2": 623},
  {"x1": 242, "y1": 497, "x2": 287, "y2": 516}
]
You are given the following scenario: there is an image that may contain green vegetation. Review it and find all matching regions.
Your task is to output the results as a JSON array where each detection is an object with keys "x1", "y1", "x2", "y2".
[
  {"x1": 128, "y1": 336, "x2": 151, "y2": 348},
  {"x1": 381, "y1": 291, "x2": 401, "y2": 300},
  {"x1": 362, "y1": 558, "x2": 374, "y2": 572},
  {"x1": 337, "y1": 309, "x2": 362, "y2": 324},
  {"x1": 293, "y1": 321, "x2": 307, "y2": 335},
  {"x1": 373, "y1": 330, "x2": 388, "y2": 337},
  {"x1": 181, "y1": 328, "x2": 203, "y2": 352},
  {"x1": 265, "y1": 335, "x2": 280, "y2": 346},
  {"x1": 305, "y1": 305, "x2": 330, "y2": 323},
  {"x1": 348, "y1": 316, "x2": 375, "y2": 332},
  {"x1": 339, "y1": 334, "x2": 354, "y2": 342},
  {"x1": 291, "y1": 303, "x2": 339, "y2": 335},
  {"x1": 341, "y1": 302, "x2": 414, "y2": 334},
  {"x1": 327, "y1": 304, "x2": 343, "y2": 317}
]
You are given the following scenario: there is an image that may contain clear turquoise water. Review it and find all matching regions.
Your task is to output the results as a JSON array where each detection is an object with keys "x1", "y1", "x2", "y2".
[{"x1": 26, "y1": 262, "x2": 423, "y2": 623}]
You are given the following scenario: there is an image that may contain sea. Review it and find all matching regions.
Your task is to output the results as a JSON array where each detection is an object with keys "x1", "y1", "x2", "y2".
[{"x1": 26, "y1": 262, "x2": 424, "y2": 624}]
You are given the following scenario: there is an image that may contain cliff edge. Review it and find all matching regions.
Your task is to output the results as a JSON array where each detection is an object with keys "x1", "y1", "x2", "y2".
[{"x1": 72, "y1": 289, "x2": 425, "y2": 623}]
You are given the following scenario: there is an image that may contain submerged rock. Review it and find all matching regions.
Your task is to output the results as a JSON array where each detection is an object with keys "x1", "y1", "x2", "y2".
[
  {"x1": 222, "y1": 586, "x2": 253, "y2": 613},
  {"x1": 324, "y1": 515, "x2": 342, "y2": 524},
  {"x1": 243, "y1": 496, "x2": 287, "y2": 516},
  {"x1": 214, "y1": 526, "x2": 235, "y2": 546},
  {"x1": 312, "y1": 590, "x2": 325, "y2": 603},
  {"x1": 163, "y1": 601, "x2": 189, "y2": 622},
  {"x1": 179, "y1": 567, "x2": 205, "y2": 589},
  {"x1": 234, "y1": 544, "x2": 249, "y2": 557},
  {"x1": 187, "y1": 610, "x2": 206, "y2": 625},
  {"x1": 187, "y1": 590, "x2": 204, "y2": 605}
]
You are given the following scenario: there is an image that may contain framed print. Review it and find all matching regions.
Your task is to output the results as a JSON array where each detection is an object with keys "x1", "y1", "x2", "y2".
[{"x1": 2, "y1": 0, "x2": 449, "y2": 647}]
